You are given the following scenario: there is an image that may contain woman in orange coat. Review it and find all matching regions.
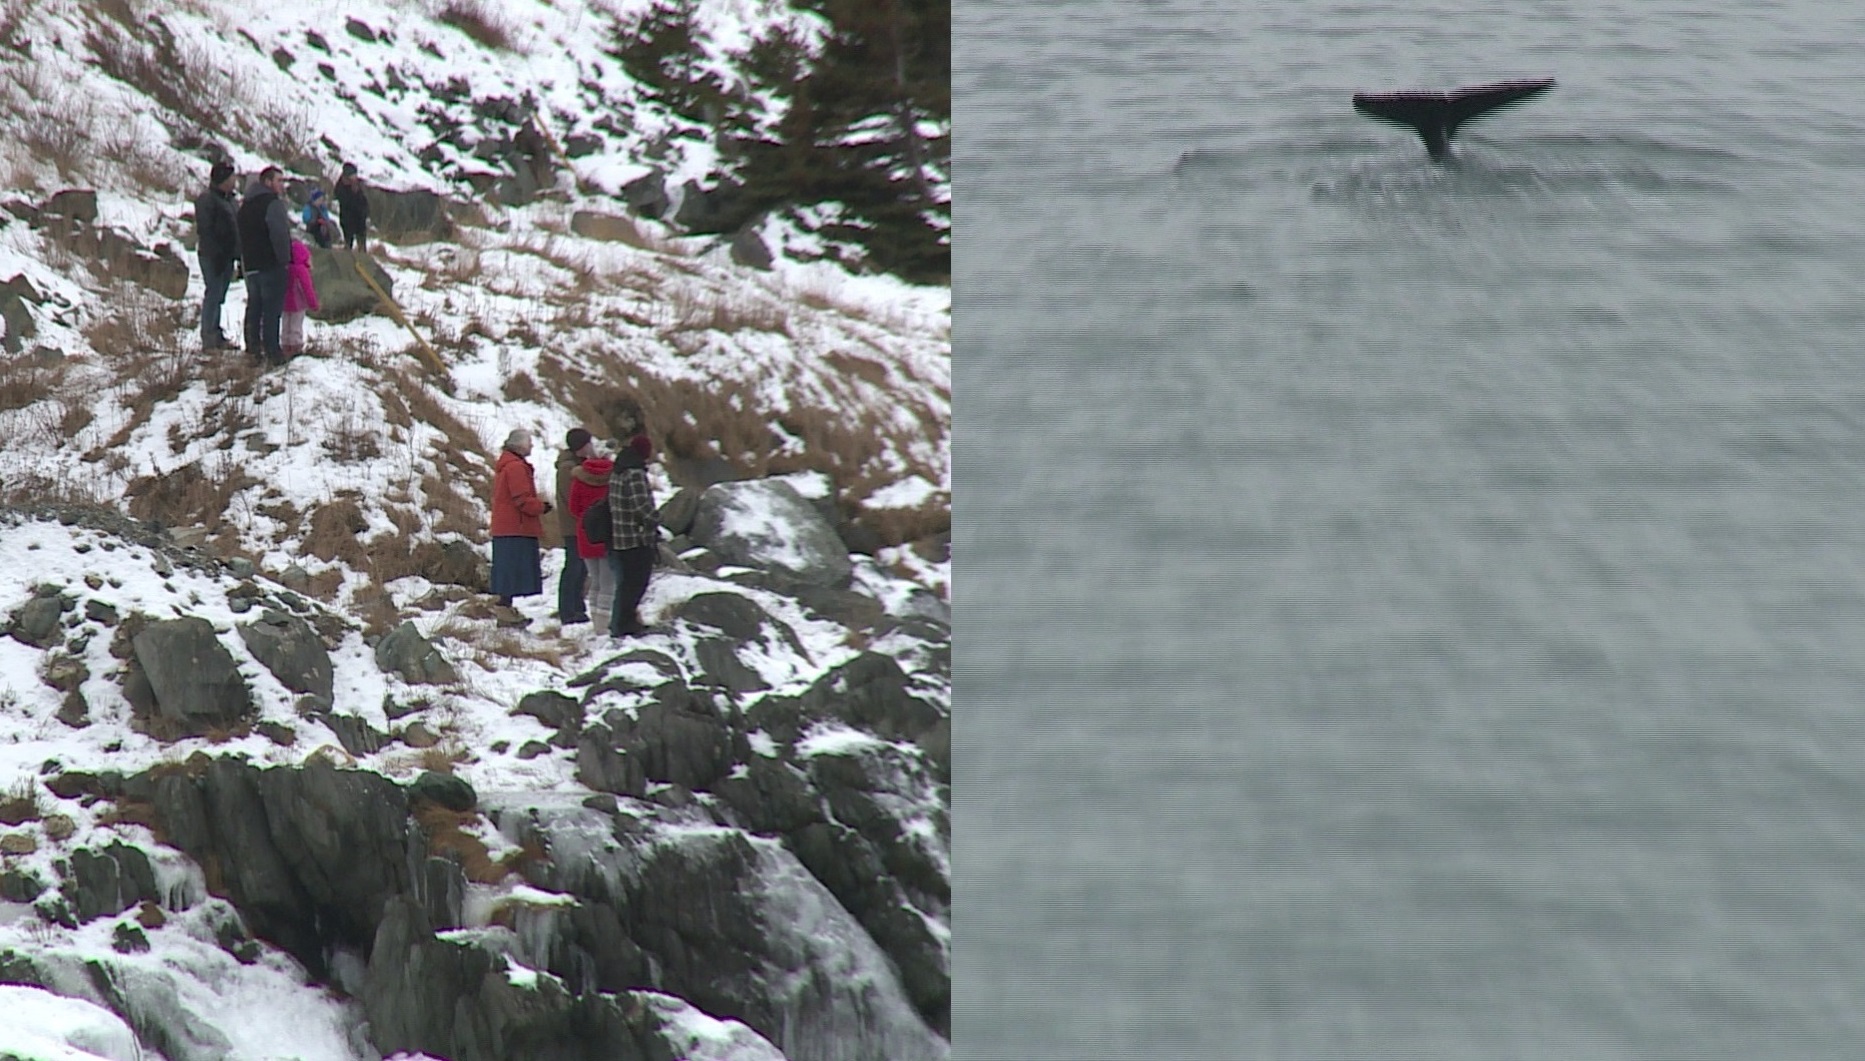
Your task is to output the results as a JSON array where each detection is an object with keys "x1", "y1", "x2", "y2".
[{"x1": 490, "y1": 428, "x2": 552, "y2": 607}]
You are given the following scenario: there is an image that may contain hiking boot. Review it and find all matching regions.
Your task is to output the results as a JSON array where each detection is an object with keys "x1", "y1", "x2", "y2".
[{"x1": 492, "y1": 606, "x2": 529, "y2": 628}]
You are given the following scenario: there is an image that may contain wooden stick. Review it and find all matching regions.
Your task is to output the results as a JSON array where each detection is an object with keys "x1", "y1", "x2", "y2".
[{"x1": 352, "y1": 257, "x2": 446, "y2": 374}]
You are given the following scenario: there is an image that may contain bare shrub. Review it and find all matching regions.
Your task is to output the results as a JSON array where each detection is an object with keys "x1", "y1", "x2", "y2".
[
  {"x1": 0, "y1": 64, "x2": 99, "y2": 178},
  {"x1": 324, "y1": 412, "x2": 383, "y2": 463}
]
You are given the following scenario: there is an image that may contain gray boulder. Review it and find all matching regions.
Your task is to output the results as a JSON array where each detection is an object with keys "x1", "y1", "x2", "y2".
[
  {"x1": 575, "y1": 721, "x2": 647, "y2": 798},
  {"x1": 688, "y1": 479, "x2": 853, "y2": 587},
  {"x1": 730, "y1": 225, "x2": 773, "y2": 271},
  {"x1": 375, "y1": 620, "x2": 459, "y2": 684},
  {"x1": 7, "y1": 589, "x2": 69, "y2": 647},
  {"x1": 657, "y1": 488, "x2": 701, "y2": 536},
  {"x1": 308, "y1": 247, "x2": 395, "y2": 324},
  {"x1": 131, "y1": 617, "x2": 254, "y2": 737},
  {"x1": 238, "y1": 609, "x2": 334, "y2": 705},
  {"x1": 514, "y1": 689, "x2": 581, "y2": 731},
  {"x1": 57, "y1": 842, "x2": 158, "y2": 923},
  {"x1": 363, "y1": 186, "x2": 456, "y2": 243},
  {"x1": 596, "y1": 684, "x2": 738, "y2": 792},
  {"x1": 427, "y1": 539, "x2": 486, "y2": 589},
  {"x1": 671, "y1": 592, "x2": 771, "y2": 641},
  {"x1": 408, "y1": 770, "x2": 476, "y2": 812},
  {"x1": 693, "y1": 639, "x2": 770, "y2": 695},
  {"x1": 621, "y1": 169, "x2": 669, "y2": 219},
  {"x1": 0, "y1": 271, "x2": 42, "y2": 352}
]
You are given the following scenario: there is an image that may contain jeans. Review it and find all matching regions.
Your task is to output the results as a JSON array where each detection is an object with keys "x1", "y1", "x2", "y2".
[
  {"x1": 608, "y1": 546, "x2": 655, "y2": 634},
  {"x1": 199, "y1": 258, "x2": 234, "y2": 345},
  {"x1": 557, "y1": 549, "x2": 588, "y2": 621},
  {"x1": 243, "y1": 266, "x2": 287, "y2": 361}
]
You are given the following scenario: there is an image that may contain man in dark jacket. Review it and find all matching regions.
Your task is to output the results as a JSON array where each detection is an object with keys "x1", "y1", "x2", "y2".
[
  {"x1": 236, "y1": 166, "x2": 293, "y2": 365},
  {"x1": 606, "y1": 416, "x2": 660, "y2": 638},
  {"x1": 334, "y1": 162, "x2": 370, "y2": 252},
  {"x1": 192, "y1": 160, "x2": 240, "y2": 349}
]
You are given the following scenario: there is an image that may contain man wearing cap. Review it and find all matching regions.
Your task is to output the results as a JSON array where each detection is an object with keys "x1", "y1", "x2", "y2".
[
  {"x1": 192, "y1": 160, "x2": 240, "y2": 350},
  {"x1": 334, "y1": 162, "x2": 370, "y2": 252}
]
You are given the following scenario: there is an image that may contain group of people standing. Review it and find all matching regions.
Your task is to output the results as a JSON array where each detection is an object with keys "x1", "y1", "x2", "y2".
[
  {"x1": 490, "y1": 402, "x2": 661, "y2": 639},
  {"x1": 192, "y1": 160, "x2": 371, "y2": 364}
]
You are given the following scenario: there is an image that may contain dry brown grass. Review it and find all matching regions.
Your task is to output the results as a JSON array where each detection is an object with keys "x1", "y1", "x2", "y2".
[
  {"x1": 824, "y1": 349, "x2": 893, "y2": 389},
  {"x1": 0, "y1": 354, "x2": 63, "y2": 412},
  {"x1": 662, "y1": 282, "x2": 789, "y2": 335},
  {"x1": 411, "y1": 802, "x2": 527, "y2": 885},
  {"x1": 0, "y1": 778, "x2": 42, "y2": 826},
  {"x1": 501, "y1": 371, "x2": 543, "y2": 404},
  {"x1": 437, "y1": 0, "x2": 516, "y2": 52},
  {"x1": 856, "y1": 500, "x2": 951, "y2": 553},
  {"x1": 303, "y1": 495, "x2": 369, "y2": 565},
  {"x1": 417, "y1": 744, "x2": 469, "y2": 774},
  {"x1": 124, "y1": 455, "x2": 258, "y2": 531},
  {"x1": 420, "y1": 471, "x2": 486, "y2": 541}
]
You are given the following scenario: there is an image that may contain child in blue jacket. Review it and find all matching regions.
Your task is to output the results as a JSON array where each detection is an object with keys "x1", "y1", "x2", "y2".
[{"x1": 301, "y1": 188, "x2": 335, "y2": 249}]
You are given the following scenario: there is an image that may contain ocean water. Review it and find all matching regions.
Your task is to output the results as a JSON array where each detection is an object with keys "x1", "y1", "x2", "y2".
[{"x1": 954, "y1": 2, "x2": 1865, "y2": 1058}]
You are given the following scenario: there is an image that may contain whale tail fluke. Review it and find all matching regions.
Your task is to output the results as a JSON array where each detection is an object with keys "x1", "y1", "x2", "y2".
[{"x1": 1352, "y1": 79, "x2": 1556, "y2": 161}]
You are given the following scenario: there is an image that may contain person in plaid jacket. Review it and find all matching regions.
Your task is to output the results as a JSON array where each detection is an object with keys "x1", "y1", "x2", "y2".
[{"x1": 606, "y1": 420, "x2": 660, "y2": 637}]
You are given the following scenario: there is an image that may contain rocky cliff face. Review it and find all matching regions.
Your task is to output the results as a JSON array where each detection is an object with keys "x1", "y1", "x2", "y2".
[{"x1": 0, "y1": 490, "x2": 950, "y2": 1061}]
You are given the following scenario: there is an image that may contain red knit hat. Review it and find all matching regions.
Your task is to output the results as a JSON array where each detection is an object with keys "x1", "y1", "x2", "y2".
[{"x1": 628, "y1": 435, "x2": 652, "y2": 459}]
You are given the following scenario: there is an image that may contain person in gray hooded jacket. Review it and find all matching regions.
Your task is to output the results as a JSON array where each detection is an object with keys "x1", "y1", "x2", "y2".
[{"x1": 235, "y1": 166, "x2": 293, "y2": 365}]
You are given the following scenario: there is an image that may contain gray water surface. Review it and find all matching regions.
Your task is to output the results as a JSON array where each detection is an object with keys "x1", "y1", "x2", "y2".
[{"x1": 956, "y1": 2, "x2": 1865, "y2": 1057}]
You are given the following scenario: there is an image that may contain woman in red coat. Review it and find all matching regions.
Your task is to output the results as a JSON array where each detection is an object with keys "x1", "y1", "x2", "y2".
[{"x1": 490, "y1": 428, "x2": 551, "y2": 607}]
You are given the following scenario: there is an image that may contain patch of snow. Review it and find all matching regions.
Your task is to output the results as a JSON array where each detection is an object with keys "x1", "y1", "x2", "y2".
[{"x1": 0, "y1": 984, "x2": 140, "y2": 1061}]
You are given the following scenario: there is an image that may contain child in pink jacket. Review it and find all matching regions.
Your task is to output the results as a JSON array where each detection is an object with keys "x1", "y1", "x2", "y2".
[{"x1": 281, "y1": 239, "x2": 319, "y2": 358}]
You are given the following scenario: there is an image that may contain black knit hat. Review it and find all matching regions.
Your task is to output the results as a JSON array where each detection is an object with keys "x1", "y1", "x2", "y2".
[
  {"x1": 209, "y1": 160, "x2": 235, "y2": 186},
  {"x1": 566, "y1": 427, "x2": 592, "y2": 452}
]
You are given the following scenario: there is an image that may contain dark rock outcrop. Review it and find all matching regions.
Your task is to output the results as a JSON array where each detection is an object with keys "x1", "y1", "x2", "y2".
[
  {"x1": 364, "y1": 896, "x2": 713, "y2": 1061},
  {"x1": 130, "y1": 617, "x2": 254, "y2": 737},
  {"x1": 238, "y1": 609, "x2": 335, "y2": 706},
  {"x1": 130, "y1": 757, "x2": 414, "y2": 978}
]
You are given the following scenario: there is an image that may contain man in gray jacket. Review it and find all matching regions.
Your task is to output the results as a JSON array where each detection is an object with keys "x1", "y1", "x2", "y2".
[
  {"x1": 235, "y1": 166, "x2": 293, "y2": 365},
  {"x1": 192, "y1": 160, "x2": 240, "y2": 350}
]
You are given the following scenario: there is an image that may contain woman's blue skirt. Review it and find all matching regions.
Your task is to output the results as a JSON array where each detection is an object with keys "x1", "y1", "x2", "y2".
[{"x1": 490, "y1": 535, "x2": 542, "y2": 598}]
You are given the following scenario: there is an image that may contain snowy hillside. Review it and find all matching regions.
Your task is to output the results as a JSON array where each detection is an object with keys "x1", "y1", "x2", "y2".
[{"x1": 0, "y1": 2, "x2": 950, "y2": 1059}]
